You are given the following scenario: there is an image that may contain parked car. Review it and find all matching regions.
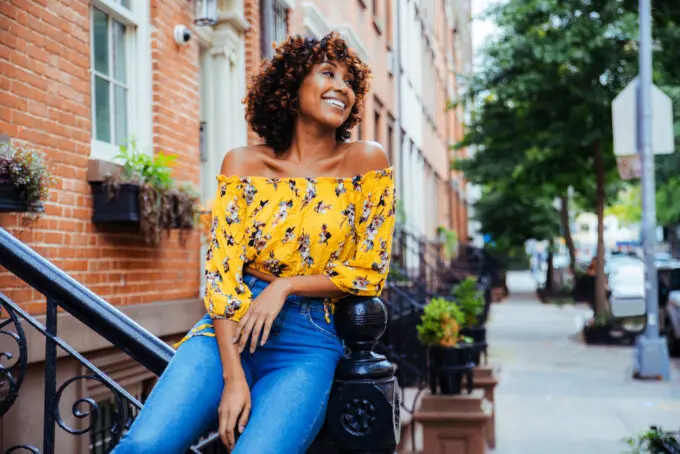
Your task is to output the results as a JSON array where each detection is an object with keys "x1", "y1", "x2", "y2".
[
  {"x1": 658, "y1": 261, "x2": 680, "y2": 355},
  {"x1": 608, "y1": 264, "x2": 646, "y2": 320}
]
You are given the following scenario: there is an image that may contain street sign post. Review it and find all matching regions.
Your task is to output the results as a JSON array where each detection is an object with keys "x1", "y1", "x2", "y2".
[
  {"x1": 631, "y1": 0, "x2": 671, "y2": 380},
  {"x1": 612, "y1": 77, "x2": 674, "y2": 158}
]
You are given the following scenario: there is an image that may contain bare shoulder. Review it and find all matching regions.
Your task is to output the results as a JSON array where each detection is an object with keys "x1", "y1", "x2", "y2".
[
  {"x1": 343, "y1": 140, "x2": 391, "y2": 174},
  {"x1": 220, "y1": 145, "x2": 271, "y2": 176}
]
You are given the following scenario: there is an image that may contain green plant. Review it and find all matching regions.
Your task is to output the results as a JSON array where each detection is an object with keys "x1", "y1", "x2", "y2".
[
  {"x1": 113, "y1": 139, "x2": 176, "y2": 190},
  {"x1": 417, "y1": 297, "x2": 465, "y2": 347},
  {"x1": 172, "y1": 183, "x2": 201, "y2": 229},
  {"x1": 395, "y1": 199, "x2": 407, "y2": 225},
  {"x1": 104, "y1": 140, "x2": 199, "y2": 246},
  {"x1": 0, "y1": 141, "x2": 52, "y2": 216},
  {"x1": 436, "y1": 225, "x2": 459, "y2": 260},
  {"x1": 451, "y1": 276, "x2": 485, "y2": 328},
  {"x1": 625, "y1": 427, "x2": 680, "y2": 453}
]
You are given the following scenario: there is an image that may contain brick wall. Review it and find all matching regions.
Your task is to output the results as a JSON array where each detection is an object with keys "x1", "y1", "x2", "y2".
[
  {"x1": 244, "y1": 0, "x2": 262, "y2": 145},
  {"x1": 0, "y1": 0, "x2": 201, "y2": 315}
]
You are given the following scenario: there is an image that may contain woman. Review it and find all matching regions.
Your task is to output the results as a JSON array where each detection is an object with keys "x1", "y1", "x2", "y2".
[{"x1": 112, "y1": 32, "x2": 396, "y2": 454}]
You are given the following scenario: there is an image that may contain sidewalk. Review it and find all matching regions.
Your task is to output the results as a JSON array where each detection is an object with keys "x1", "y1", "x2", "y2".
[{"x1": 490, "y1": 271, "x2": 680, "y2": 454}]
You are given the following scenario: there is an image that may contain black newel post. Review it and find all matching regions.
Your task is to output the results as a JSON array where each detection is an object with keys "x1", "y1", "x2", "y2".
[{"x1": 310, "y1": 296, "x2": 400, "y2": 453}]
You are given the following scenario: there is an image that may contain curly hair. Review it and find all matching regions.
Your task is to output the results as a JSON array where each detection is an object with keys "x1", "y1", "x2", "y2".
[{"x1": 244, "y1": 32, "x2": 372, "y2": 152}]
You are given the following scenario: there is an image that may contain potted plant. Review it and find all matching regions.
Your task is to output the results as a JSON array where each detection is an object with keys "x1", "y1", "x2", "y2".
[
  {"x1": 436, "y1": 225, "x2": 458, "y2": 261},
  {"x1": 90, "y1": 141, "x2": 200, "y2": 245},
  {"x1": 626, "y1": 426, "x2": 680, "y2": 453},
  {"x1": 453, "y1": 276, "x2": 488, "y2": 366},
  {"x1": 0, "y1": 141, "x2": 51, "y2": 216},
  {"x1": 417, "y1": 297, "x2": 475, "y2": 395}
]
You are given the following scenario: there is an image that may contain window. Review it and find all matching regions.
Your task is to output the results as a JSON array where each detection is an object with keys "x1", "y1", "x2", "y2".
[
  {"x1": 387, "y1": 121, "x2": 394, "y2": 165},
  {"x1": 90, "y1": 0, "x2": 151, "y2": 161},
  {"x1": 374, "y1": 109, "x2": 381, "y2": 143},
  {"x1": 92, "y1": 7, "x2": 128, "y2": 146},
  {"x1": 261, "y1": 0, "x2": 289, "y2": 58}
]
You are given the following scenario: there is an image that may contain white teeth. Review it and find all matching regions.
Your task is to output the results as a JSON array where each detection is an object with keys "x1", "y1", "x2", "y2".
[{"x1": 324, "y1": 98, "x2": 346, "y2": 109}]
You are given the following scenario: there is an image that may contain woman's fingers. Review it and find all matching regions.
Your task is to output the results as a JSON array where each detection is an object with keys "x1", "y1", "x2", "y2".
[
  {"x1": 233, "y1": 314, "x2": 250, "y2": 343},
  {"x1": 238, "y1": 316, "x2": 257, "y2": 353},
  {"x1": 219, "y1": 408, "x2": 231, "y2": 449},
  {"x1": 224, "y1": 404, "x2": 239, "y2": 449},
  {"x1": 249, "y1": 317, "x2": 265, "y2": 354},
  {"x1": 237, "y1": 398, "x2": 252, "y2": 434},
  {"x1": 260, "y1": 318, "x2": 274, "y2": 346}
]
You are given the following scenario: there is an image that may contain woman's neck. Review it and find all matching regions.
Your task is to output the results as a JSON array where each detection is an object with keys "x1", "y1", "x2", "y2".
[{"x1": 285, "y1": 118, "x2": 338, "y2": 163}]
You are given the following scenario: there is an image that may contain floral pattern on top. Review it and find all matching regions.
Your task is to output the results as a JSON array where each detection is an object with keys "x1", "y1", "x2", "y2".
[{"x1": 203, "y1": 167, "x2": 397, "y2": 322}]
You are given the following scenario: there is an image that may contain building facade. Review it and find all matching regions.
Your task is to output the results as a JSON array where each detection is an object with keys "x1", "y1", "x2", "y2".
[{"x1": 0, "y1": 0, "x2": 470, "y2": 450}]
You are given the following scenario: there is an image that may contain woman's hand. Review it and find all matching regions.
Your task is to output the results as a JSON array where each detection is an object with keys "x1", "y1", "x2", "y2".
[
  {"x1": 218, "y1": 376, "x2": 251, "y2": 450},
  {"x1": 234, "y1": 278, "x2": 291, "y2": 354}
]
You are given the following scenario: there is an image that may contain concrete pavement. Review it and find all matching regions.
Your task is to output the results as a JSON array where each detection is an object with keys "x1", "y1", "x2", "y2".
[{"x1": 490, "y1": 271, "x2": 680, "y2": 454}]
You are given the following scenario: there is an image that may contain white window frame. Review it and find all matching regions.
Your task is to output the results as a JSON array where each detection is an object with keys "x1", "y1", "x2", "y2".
[{"x1": 90, "y1": 0, "x2": 152, "y2": 162}]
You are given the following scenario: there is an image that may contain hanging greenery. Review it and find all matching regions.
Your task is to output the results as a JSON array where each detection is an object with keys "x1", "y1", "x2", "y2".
[
  {"x1": 104, "y1": 141, "x2": 200, "y2": 246},
  {"x1": 0, "y1": 141, "x2": 52, "y2": 219}
]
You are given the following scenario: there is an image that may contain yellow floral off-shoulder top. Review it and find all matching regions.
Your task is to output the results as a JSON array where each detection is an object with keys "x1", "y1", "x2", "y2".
[{"x1": 204, "y1": 167, "x2": 396, "y2": 322}]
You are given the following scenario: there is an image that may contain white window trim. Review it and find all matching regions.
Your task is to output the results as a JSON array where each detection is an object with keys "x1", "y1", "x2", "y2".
[
  {"x1": 90, "y1": 0, "x2": 152, "y2": 162},
  {"x1": 302, "y1": 2, "x2": 330, "y2": 38},
  {"x1": 333, "y1": 25, "x2": 369, "y2": 63}
]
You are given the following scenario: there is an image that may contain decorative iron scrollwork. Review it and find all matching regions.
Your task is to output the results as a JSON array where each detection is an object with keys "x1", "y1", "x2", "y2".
[
  {"x1": 342, "y1": 398, "x2": 377, "y2": 436},
  {"x1": 5, "y1": 445, "x2": 41, "y2": 453},
  {"x1": 0, "y1": 298, "x2": 28, "y2": 417},
  {"x1": 54, "y1": 374, "x2": 131, "y2": 446}
]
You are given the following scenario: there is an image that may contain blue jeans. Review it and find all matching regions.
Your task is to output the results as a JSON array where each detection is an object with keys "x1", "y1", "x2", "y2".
[{"x1": 111, "y1": 274, "x2": 344, "y2": 454}]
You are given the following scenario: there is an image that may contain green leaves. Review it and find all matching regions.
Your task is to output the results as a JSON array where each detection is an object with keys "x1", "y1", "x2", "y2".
[
  {"x1": 416, "y1": 297, "x2": 465, "y2": 347},
  {"x1": 451, "y1": 277, "x2": 485, "y2": 328},
  {"x1": 453, "y1": 0, "x2": 656, "y2": 249},
  {"x1": 0, "y1": 141, "x2": 52, "y2": 215},
  {"x1": 114, "y1": 139, "x2": 178, "y2": 192}
]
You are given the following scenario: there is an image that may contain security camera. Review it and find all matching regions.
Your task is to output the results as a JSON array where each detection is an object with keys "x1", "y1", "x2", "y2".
[{"x1": 174, "y1": 25, "x2": 192, "y2": 45}]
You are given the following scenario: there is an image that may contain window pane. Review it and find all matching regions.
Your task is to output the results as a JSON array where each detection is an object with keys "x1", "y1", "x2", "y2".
[
  {"x1": 114, "y1": 85, "x2": 128, "y2": 145},
  {"x1": 95, "y1": 76, "x2": 111, "y2": 143},
  {"x1": 112, "y1": 19, "x2": 126, "y2": 83},
  {"x1": 93, "y1": 9, "x2": 109, "y2": 75},
  {"x1": 120, "y1": 0, "x2": 131, "y2": 9}
]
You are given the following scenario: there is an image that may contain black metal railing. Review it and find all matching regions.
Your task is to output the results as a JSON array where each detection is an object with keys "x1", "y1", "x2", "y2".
[{"x1": 0, "y1": 226, "x2": 399, "y2": 453}]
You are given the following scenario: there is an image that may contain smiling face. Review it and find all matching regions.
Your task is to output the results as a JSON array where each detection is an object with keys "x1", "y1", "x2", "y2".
[{"x1": 297, "y1": 59, "x2": 356, "y2": 130}]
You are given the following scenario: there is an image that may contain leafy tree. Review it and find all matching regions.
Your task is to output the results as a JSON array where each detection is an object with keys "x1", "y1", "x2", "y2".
[{"x1": 455, "y1": 0, "x2": 640, "y2": 316}]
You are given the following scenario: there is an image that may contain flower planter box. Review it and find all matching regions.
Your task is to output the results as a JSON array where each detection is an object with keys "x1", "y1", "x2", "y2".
[
  {"x1": 428, "y1": 344, "x2": 475, "y2": 395},
  {"x1": 460, "y1": 326, "x2": 488, "y2": 366},
  {"x1": 0, "y1": 183, "x2": 43, "y2": 213},
  {"x1": 0, "y1": 183, "x2": 30, "y2": 212},
  {"x1": 90, "y1": 182, "x2": 141, "y2": 223}
]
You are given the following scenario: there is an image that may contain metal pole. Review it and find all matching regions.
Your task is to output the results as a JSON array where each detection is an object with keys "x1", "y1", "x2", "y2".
[{"x1": 634, "y1": 0, "x2": 671, "y2": 380}]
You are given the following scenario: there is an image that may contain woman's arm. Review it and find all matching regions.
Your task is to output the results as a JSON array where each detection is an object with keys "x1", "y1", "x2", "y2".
[
  {"x1": 213, "y1": 319, "x2": 246, "y2": 381},
  {"x1": 276, "y1": 274, "x2": 347, "y2": 299}
]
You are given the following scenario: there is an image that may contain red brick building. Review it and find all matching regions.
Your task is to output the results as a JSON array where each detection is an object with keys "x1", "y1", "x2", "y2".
[{"x1": 0, "y1": 0, "x2": 470, "y2": 449}]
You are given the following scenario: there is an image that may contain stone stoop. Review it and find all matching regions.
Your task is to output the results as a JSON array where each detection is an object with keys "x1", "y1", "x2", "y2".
[
  {"x1": 398, "y1": 386, "x2": 425, "y2": 453},
  {"x1": 412, "y1": 389, "x2": 492, "y2": 454},
  {"x1": 471, "y1": 366, "x2": 499, "y2": 449}
]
